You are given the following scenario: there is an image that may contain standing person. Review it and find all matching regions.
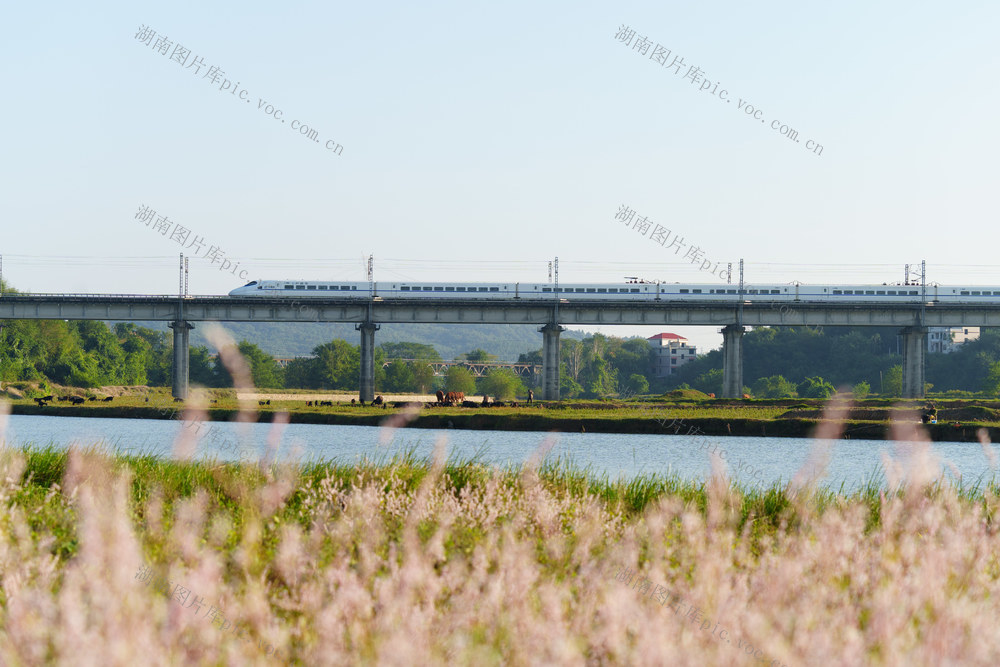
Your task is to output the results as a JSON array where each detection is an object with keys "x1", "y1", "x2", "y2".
[{"x1": 527, "y1": 389, "x2": 533, "y2": 404}]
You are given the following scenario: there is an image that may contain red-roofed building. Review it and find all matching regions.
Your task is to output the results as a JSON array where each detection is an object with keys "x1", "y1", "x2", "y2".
[{"x1": 648, "y1": 333, "x2": 698, "y2": 378}]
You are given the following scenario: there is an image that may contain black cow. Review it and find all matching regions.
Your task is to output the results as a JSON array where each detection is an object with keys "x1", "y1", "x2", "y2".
[
  {"x1": 103, "y1": 396, "x2": 113, "y2": 402},
  {"x1": 373, "y1": 395, "x2": 383, "y2": 406},
  {"x1": 70, "y1": 396, "x2": 86, "y2": 405}
]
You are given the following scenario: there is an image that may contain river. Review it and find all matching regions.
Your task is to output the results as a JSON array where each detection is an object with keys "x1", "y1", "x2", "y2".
[{"x1": 3, "y1": 414, "x2": 999, "y2": 490}]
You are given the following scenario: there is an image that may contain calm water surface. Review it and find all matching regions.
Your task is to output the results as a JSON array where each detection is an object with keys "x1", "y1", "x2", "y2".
[{"x1": 4, "y1": 414, "x2": 999, "y2": 490}]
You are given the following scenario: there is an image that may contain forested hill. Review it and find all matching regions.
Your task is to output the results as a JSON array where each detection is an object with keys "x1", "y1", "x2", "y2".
[{"x1": 134, "y1": 321, "x2": 585, "y2": 361}]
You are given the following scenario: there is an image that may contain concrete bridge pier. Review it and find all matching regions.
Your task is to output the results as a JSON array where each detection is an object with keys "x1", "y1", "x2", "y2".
[
  {"x1": 540, "y1": 322, "x2": 565, "y2": 400},
  {"x1": 358, "y1": 321, "x2": 379, "y2": 402},
  {"x1": 722, "y1": 324, "x2": 745, "y2": 398},
  {"x1": 169, "y1": 320, "x2": 193, "y2": 400},
  {"x1": 901, "y1": 326, "x2": 927, "y2": 398}
]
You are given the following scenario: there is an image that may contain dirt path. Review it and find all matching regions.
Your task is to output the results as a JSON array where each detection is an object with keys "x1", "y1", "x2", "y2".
[{"x1": 236, "y1": 392, "x2": 438, "y2": 403}]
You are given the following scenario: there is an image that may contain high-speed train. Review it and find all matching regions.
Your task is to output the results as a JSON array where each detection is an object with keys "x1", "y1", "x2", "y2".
[{"x1": 228, "y1": 280, "x2": 996, "y2": 302}]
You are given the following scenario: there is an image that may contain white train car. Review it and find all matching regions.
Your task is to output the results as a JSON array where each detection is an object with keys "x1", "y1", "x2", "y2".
[{"x1": 227, "y1": 280, "x2": 1000, "y2": 303}]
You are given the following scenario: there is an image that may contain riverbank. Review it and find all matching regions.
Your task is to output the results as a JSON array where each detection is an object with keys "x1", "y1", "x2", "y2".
[{"x1": 7, "y1": 395, "x2": 1000, "y2": 443}]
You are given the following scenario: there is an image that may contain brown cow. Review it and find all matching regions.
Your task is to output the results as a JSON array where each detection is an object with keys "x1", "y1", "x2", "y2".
[
  {"x1": 444, "y1": 391, "x2": 465, "y2": 404},
  {"x1": 436, "y1": 390, "x2": 445, "y2": 403}
]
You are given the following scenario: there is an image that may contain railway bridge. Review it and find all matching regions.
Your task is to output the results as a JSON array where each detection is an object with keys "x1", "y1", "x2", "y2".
[{"x1": 2, "y1": 292, "x2": 997, "y2": 400}]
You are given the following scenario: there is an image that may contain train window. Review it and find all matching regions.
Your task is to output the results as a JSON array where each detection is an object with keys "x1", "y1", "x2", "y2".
[
  {"x1": 542, "y1": 287, "x2": 551, "y2": 292},
  {"x1": 748, "y1": 289, "x2": 757, "y2": 294},
  {"x1": 772, "y1": 290, "x2": 780, "y2": 294},
  {"x1": 284, "y1": 284, "x2": 294, "y2": 289},
  {"x1": 960, "y1": 291, "x2": 970, "y2": 296},
  {"x1": 401, "y1": 286, "x2": 410, "y2": 291},
  {"x1": 679, "y1": 289, "x2": 689, "y2": 294},
  {"x1": 307, "y1": 285, "x2": 317, "y2": 290},
  {"x1": 597, "y1": 288, "x2": 607, "y2": 293},
  {"x1": 445, "y1": 286, "x2": 455, "y2": 291},
  {"x1": 876, "y1": 291, "x2": 884, "y2": 295},
  {"x1": 692, "y1": 289, "x2": 702, "y2": 293},
  {"x1": 727, "y1": 289, "x2": 736, "y2": 294},
  {"x1": 972, "y1": 291, "x2": 981, "y2": 296},
  {"x1": 909, "y1": 291, "x2": 917, "y2": 295},
  {"x1": 456, "y1": 287, "x2": 466, "y2": 291},
  {"x1": 478, "y1": 287, "x2": 489, "y2": 292},
  {"x1": 994, "y1": 291, "x2": 1000, "y2": 296},
  {"x1": 295, "y1": 285, "x2": 305, "y2": 290},
  {"x1": 833, "y1": 290, "x2": 842, "y2": 295},
  {"x1": 489, "y1": 287, "x2": 499, "y2": 292},
  {"x1": 887, "y1": 290, "x2": 896, "y2": 295},
  {"x1": 422, "y1": 286, "x2": 432, "y2": 291},
  {"x1": 630, "y1": 288, "x2": 640, "y2": 293},
  {"x1": 434, "y1": 286, "x2": 444, "y2": 291},
  {"x1": 865, "y1": 290, "x2": 875, "y2": 295},
  {"x1": 586, "y1": 288, "x2": 596, "y2": 293}
]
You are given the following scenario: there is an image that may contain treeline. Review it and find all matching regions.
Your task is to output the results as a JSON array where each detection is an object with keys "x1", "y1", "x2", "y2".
[{"x1": 669, "y1": 326, "x2": 1000, "y2": 398}]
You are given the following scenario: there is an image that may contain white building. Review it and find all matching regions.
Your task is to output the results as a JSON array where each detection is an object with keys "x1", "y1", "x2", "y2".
[
  {"x1": 648, "y1": 333, "x2": 698, "y2": 377},
  {"x1": 927, "y1": 326, "x2": 980, "y2": 354}
]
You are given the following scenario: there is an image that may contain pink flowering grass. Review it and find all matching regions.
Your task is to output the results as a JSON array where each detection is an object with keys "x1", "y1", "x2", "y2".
[{"x1": 2, "y1": 401, "x2": 1000, "y2": 663}]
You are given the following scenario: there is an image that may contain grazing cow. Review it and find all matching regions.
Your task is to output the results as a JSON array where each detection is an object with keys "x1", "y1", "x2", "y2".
[
  {"x1": 436, "y1": 390, "x2": 445, "y2": 403},
  {"x1": 307, "y1": 401, "x2": 313, "y2": 407},
  {"x1": 33, "y1": 397, "x2": 49, "y2": 406},
  {"x1": 258, "y1": 400, "x2": 266, "y2": 406},
  {"x1": 510, "y1": 402, "x2": 518, "y2": 408},
  {"x1": 41, "y1": 395, "x2": 54, "y2": 402},
  {"x1": 461, "y1": 400, "x2": 478, "y2": 408},
  {"x1": 373, "y1": 395, "x2": 383, "y2": 406},
  {"x1": 266, "y1": 399, "x2": 271, "y2": 405},
  {"x1": 350, "y1": 399, "x2": 356, "y2": 405},
  {"x1": 444, "y1": 391, "x2": 465, "y2": 404},
  {"x1": 87, "y1": 397, "x2": 97, "y2": 402},
  {"x1": 103, "y1": 396, "x2": 113, "y2": 402},
  {"x1": 70, "y1": 396, "x2": 86, "y2": 405}
]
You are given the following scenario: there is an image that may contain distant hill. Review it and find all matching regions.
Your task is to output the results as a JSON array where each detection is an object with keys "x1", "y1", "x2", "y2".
[{"x1": 134, "y1": 321, "x2": 585, "y2": 361}]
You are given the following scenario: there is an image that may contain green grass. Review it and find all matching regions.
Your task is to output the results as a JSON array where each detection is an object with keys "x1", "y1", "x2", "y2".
[{"x1": 9, "y1": 445, "x2": 1000, "y2": 572}]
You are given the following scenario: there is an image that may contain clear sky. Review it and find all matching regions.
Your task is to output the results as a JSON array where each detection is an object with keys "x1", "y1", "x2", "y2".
[{"x1": 2, "y1": 1, "x2": 997, "y2": 353}]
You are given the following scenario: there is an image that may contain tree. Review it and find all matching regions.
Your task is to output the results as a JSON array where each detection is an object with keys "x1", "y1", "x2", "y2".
[
  {"x1": 461, "y1": 348, "x2": 496, "y2": 362},
  {"x1": 215, "y1": 342, "x2": 284, "y2": 388},
  {"x1": 444, "y1": 366, "x2": 476, "y2": 394},
  {"x1": 383, "y1": 360, "x2": 416, "y2": 392},
  {"x1": 560, "y1": 375, "x2": 583, "y2": 398},
  {"x1": 882, "y1": 365, "x2": 903, "y2": 396},
  {"x1": 478, "y1": 368, "x2": 524, "y2": 401},
  {"x1": 750, "y1": 375, "x2": 798, "y2": 399},
  {"x1": 796, "y1": 376, "x2": 835, "y2": 399},
  {"x1": 313, "y1": 340, "x2": 360, "y2": 389},
  {"x1": 982, "y1": 361, "x2": 1000, "y2": 396},
  {"x1": 691, "y1": 368, "x2": 723, "y2": 396},
  {"x1": 410, "y1": 362, "x2": 436, "y2": 393},
  {"x1": 624, "y1": 373, "x2": 649, "y2": 395},
  {"x1": 852, "y1": 381, "x2": 871, "y2": 399},
  {"x1": 380, "y1": 341, "x2": 441, "y2": 361}
]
